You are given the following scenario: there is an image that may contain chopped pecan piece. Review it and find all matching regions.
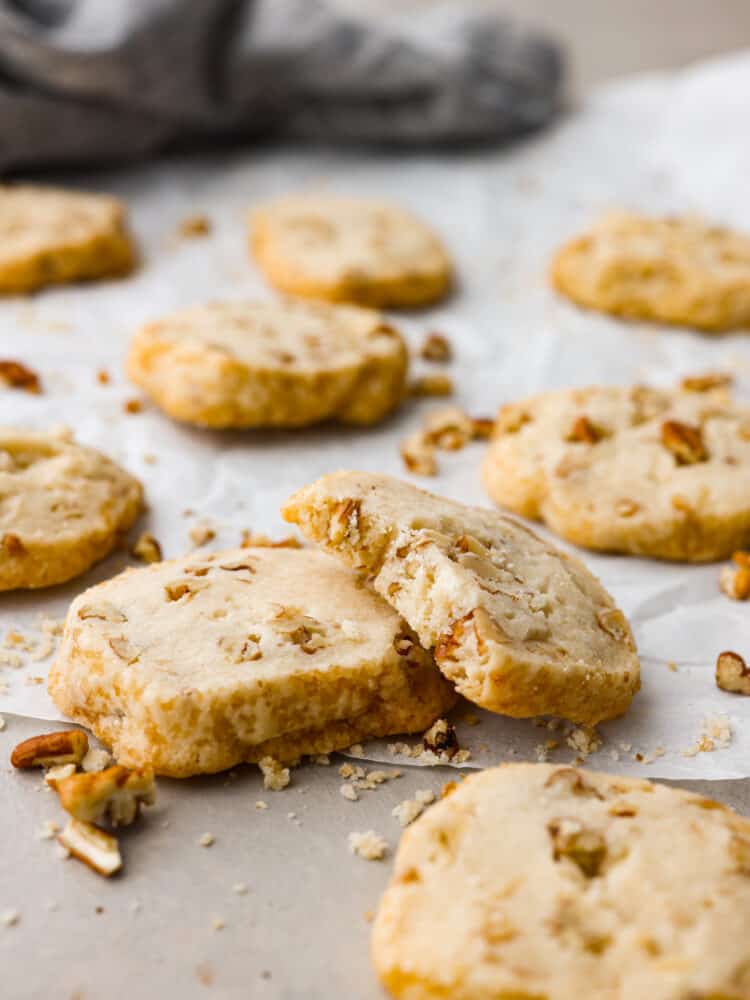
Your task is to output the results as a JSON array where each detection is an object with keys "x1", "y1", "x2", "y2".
[
  {"x1": 164, "y1": 578, "x2": 208, "y2": 601},
  {"x1": 680, "y1": 372, "x2": 733, "y2": 393},
  {"x1": 0, "y1": 360, "x2": 41, "y2": 394},
  {"x1": 494, "y1": 404, "x2": 530, "y2": 436},
  {"x1": 328, "y1": 498, "x2": 361, "y2": 545},
  {"x1": 409, "y1": 374, "x2": 454, "y2": 398},
  {"x1": 720, "y1": 564, "x2": 750, "y2": 601},
  {"x1": 716, "y1": 651, "x2": 750, "y2": 695},
  {"x1": 418, "y1": 332, "x2": 452, "y2": 363},
  {"x1": 424, "y1": 406, "x2": 475, "y2": 451},
  {"x1": 131, "y1": 532, "x2": 162, "y2": 564},
  {"x1": 548, "y1": 818, "x2": 606, "y2": 877},
  {"x1": 240, "y1": 531, "x2": 300, "y2": 549},
  {"x1": 661, "y1": 420, "x2": 707, "y2": 465},
  {"x1": 422, "y1": 719, "x2": 459, "y2": 759},
  {"x1": 78, "y1": 602, "x2": 127, "y2": 623},
  {"x1": 566, "y1": 415, "x2": 602, "y2": 444},
  {"x1": 614, "y1": 498, "x2": 640, "y2": 518},
  {"x1": 11, "y1": 729, "x2": 88, "y2": 769},
  {"x1": 108, "y1": 636, "x2": 139, "y2": 663},
  {"x1": 400, "y1": 431, "x2": 437, "y2": 477},
  {"x1": 178, "y1": 214, "x2": 211, "y2": 238},
  {"x1": 58, "y1": 819, "x2": 122, "y2": 877},
  {"x1": 544, "y1": 767, "x2": 602, "y2": 799},
  {"x1": 51, "y1": 765, "x2": 155, "y2": 827},
  {"x1": 471, "y1": 417, "x2": 494, "y2": 440},
  {"x1": 188, "y1": 523, "x2": 215, "y2": 547},
  {"x1": 1, "y1": 533, "x2": 26, "y2": 556}
]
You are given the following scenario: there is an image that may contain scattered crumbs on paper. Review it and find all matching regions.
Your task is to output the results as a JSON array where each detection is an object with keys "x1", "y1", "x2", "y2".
[{"x1": 348, "y1": 830, "x2": 388, "y2": 861}]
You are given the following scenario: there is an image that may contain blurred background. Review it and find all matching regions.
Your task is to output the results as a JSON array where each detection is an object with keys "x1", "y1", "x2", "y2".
[{"x1": 339, "y1": 0, "x2": 750, "y2": 90}]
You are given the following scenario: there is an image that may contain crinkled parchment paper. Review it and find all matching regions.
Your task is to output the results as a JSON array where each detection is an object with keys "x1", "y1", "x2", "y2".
[{"x1": 3, "y1": 52, "x2": 750, "y2": 779}]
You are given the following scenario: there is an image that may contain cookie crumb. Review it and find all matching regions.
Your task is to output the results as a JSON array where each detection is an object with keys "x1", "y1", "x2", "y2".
[
  {"x1": 132, "y1": 532, "x2": 162, "y2": 564},
  {"x1": 232, "y1": 882, "x2": 248, "y2": 895},
  {"x1": 255, "y1": 800, "x2": 269, "y2": 810},
  {"x1": 123, "y1": 398, "x2": 143, "y2": 414},
  {"x1": 81, "y1": 748, "x2": 112, "y2": 773},
  {"x1": 683, "y1": 714, "x2": 733, "y2": 756},
  {"x1": 409, "y1": 374, "x2": 454, "y2": 398},
  {"x1": 348, "y1": 830, "x2": 388, "y2": 861},
  {"x1": 419, "y1": 332, "x2": 452, "y2": 363},
  {"x1": 347, "y1": 744, "x2": 365, "y2": 758},
  {"x1": 340, "y1": 784, "x2": 359, "y2": 802},
  {"x1": 38, "y1": 819, "x2": 60, "y2": 841},
  {"x1": 96, "y1": 369, "x2": 110, "y2": 385},
  {"x1": 178, "y1": 214, "x2": 212, "y2": 238},
  {"x1": 719, "y1": 553, "x2": 750, "y2": 601},
  {"x1": 198, "y1": 832, "x2": 215, "y2": 848},
  {"x1": 565, "y1": 726, "x2": 602, "y2": 758},
  {"x1": 423, "y1": 718, "x2": 459, "y2": 758},
  {"x1": 211, "y1": 916, "x2": 225, "y2": 932},
  {"x1": 189, "y1": 522, "x2": 216, "y2": 547},
  {"x1": 1, "y1": 910, "x2": 19, "y2": 928},
  {"x1": 258, "y1": 757, "x2": 290, "y2": 791}
]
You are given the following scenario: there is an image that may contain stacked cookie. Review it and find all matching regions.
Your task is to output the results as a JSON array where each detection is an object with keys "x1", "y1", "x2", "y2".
[{"x1": 48, "y1": 472, "x2": 639, "y2": 776}]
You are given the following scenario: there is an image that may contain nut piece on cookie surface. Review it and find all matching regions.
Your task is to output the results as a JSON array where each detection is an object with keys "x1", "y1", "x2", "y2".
[
  {"x1": 58, "y1": 819, "x2": 122, "y2": 877},
  {"x1": 716, "y1": 651, "x2": 750, "y2": 695},
  {"x1": 11, "y1": 729, "x2": 88, "y2": 769},
  {"x1": 51, "y1": 765, "x2": 155, "y2": 827}
]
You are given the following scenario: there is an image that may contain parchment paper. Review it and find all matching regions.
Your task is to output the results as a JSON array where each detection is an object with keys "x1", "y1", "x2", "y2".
[{"x1": 3, "y1": 51, "x2": 750, "y2": 780}]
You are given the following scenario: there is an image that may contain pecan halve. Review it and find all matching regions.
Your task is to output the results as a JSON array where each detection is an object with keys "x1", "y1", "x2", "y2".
[
  {"x1": 58, "y1": 818, "x2": 122, "y2": 877},
  {"x1": 11, "y1": 729, "x2": 88, "y2": 769}
]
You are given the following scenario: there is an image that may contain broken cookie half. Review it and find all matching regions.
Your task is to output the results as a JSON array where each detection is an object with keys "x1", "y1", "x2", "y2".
[
  {"x1": 48, "y1": 546, "x2": 455, "y2": 777},
  {"x1": 283, "y1": 472, "x2": 639, "y2": 725}
]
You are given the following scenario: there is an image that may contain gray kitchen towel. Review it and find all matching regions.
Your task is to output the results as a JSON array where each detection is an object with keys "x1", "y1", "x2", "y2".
[{"x1": 0, "y1": 0, "x2": 564, "y2": 173}]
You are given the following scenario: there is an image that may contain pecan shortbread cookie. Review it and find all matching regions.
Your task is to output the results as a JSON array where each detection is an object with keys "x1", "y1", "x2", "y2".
[
  {"x1": 0, "y1": 429, "x2": 142, "y2": 590},
  {"x1": 0, "y1": 185, "x2": 135, "y2": 294},
  {"x1": 126, "y1": 299, "x2": 408, "y2": 428},
  {"x1": 283, "y1": 473, "x2": 638, "y2": 724},
  {"x1": 372, "y1": 762, "x2": 750, "y2": 1000},
  {"x1": 48, "y1": 547, "x2": 455, "y2": 776},
  {"x1": 250, "y1": 195, "x2": 452, "y2": 308},
  {"x1": 482, "y1": 384, "x2": 750, "y2": 561},
  {"x1": 551, "y1": 212, "x2": 750, "y2": 331}
]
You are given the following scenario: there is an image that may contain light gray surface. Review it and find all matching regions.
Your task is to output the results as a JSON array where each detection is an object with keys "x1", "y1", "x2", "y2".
[{"x1": 1, "y1": 714, "x2": 749, "y2": 1000}]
